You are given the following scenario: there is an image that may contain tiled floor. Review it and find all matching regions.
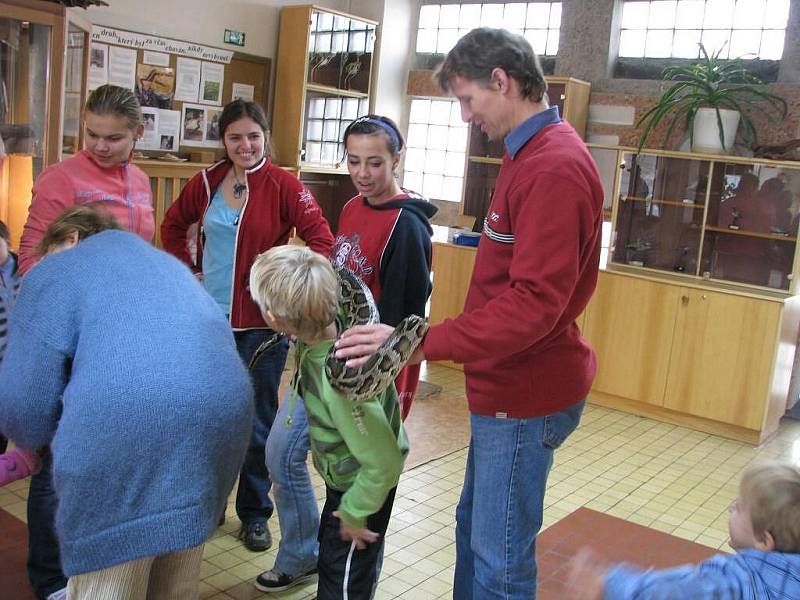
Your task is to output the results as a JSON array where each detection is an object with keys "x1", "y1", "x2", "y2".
[{"x1": 2, "y1": 361, "x2": 800, "y2": 599}]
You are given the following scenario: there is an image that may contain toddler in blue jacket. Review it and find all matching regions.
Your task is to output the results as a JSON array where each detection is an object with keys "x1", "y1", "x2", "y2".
[{"x1": 567, "y1": 461, "x2": 800, "y2": 599}]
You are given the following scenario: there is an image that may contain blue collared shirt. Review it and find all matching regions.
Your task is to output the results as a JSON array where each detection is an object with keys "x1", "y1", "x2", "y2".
[
  {"x1": 604, "y1": 549, "x2": 800, "y2": 600},
  {"x1": 503, "y1": 106, "x2": 561, "y2": 159}
]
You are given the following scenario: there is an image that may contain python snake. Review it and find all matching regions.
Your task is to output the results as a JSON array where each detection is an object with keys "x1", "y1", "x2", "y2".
[{"x1": 249, "y1": 266, "x2": 428, "y2": 403}]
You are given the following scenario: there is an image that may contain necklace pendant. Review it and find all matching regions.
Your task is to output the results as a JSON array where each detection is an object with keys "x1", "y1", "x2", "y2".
[{"x1": 233, "y1": 182, "x2": 247, "y2": 199}]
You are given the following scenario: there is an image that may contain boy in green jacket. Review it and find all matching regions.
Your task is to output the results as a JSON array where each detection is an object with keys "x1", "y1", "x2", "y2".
[{"x1": 249, "y1": 245, "x2": 408, "y2": 599}]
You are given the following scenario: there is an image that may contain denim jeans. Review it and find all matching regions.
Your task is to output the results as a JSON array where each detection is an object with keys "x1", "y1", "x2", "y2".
[
  {"x1": 234, "y1": 329, "x2": 288, "y2": 524},
  {"x1": 265, "y1": 391, "x2": 319, "y2": 575},
  {"x1": 453, "y1": 400, "x2": 585, "y2": 600},
  {"x1": 27, "y1": 453, "x2": 68, "y2": 599}
]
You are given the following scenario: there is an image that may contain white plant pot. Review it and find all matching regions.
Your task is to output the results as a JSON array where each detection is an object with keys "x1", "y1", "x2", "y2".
[{"x1": 692, "y1": 107, "x2": 741, "y2": 155}]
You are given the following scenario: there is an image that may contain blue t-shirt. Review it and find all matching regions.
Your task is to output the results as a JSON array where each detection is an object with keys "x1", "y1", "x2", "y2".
[{"x1": 202, "y1": 189, "x2": 240, "y2": 315}]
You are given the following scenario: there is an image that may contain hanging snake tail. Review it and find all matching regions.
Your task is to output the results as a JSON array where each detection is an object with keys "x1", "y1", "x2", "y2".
[{"x1": 248, "y1": 331, "x2": 286, "y2": 370}]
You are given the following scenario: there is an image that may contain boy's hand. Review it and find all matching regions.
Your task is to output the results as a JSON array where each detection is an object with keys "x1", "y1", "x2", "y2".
[
  {"x1": 565, "y1": 548, "x2": 606, "y2": 600},
  {"x1": 333, "y1": 511, "x2": 379, "y2": 550}
]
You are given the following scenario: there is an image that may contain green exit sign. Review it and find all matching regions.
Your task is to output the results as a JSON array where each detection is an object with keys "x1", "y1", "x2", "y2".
[{"x1": 224, "y1": 29, "x2": 246, "y2": 47}]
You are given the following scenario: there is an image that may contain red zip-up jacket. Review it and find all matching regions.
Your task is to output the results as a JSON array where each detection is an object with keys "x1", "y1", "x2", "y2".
[
  {"x1": 423, "y1": 122, "x2": 603, "y2": 418},
  {"x1": 161, "y1": 157, "x2": 334, "y2": 329}
]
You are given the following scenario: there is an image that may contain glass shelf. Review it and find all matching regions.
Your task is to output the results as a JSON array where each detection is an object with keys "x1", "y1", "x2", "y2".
[
  {"x1": 599, "y1": 145, "x2": 800, "y2": 293},
  {"x1": 307, "y1": 10, "x2": 376, "y2": 94}
]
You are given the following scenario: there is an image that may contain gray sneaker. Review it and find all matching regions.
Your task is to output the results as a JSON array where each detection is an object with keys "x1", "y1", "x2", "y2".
[
  {"x1": 238, "y1": 520, "x2": 271, "y2": 551},
  {"x1": 255, "y1": 567, "x2": 318, "y2": 593}
]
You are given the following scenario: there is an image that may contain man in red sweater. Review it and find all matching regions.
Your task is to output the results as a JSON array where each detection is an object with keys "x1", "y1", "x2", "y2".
[{"x1": 336, "y1": 28, "x2": 603, "y2": 599}]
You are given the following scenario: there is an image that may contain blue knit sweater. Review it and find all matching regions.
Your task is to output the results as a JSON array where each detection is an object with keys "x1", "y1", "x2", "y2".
[{"x1": 0, "y1": 231, "x2": 253, "y2": 576}]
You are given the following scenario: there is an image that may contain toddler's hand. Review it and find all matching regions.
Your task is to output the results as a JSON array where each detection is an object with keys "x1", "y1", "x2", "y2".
[{"x1": 565, "y1": 548, "x2": 606, "y2": 600}]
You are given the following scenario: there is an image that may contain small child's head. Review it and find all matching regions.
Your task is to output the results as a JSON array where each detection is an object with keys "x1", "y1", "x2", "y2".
[
  {"x1": 249, "y1": 245, "x2": 339, "y2": 342},
  {"x1": 729, "y1": 461, "x2": 800, "y2": 553},
  {"x1": 36, "y1": 205, "x2": 121, "y2": 257}
]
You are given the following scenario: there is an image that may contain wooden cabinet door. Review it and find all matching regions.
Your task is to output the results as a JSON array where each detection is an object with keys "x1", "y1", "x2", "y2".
[
  {"x1": 428, "y1": 243, "x2": 477, "y2": 328},
  {"x1": 582, "y1": 272, "x2": 680, "y2": 406},
  {"x1": 428, "y1": 243, "x2": 477, "y2": 371},
  {"x1": 664, "y1": 289, "x2": 780, "y2": 429}
]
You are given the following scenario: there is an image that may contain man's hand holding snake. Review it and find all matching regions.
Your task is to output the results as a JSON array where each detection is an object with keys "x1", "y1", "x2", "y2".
[{"x1": 335, "y1": 324, "x2": 425, "y2": 369}]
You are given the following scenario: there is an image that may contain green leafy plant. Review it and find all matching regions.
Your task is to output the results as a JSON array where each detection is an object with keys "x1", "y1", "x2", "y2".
[{"x1": 637, "y1": 43, "x2": 788, "y2": 152}]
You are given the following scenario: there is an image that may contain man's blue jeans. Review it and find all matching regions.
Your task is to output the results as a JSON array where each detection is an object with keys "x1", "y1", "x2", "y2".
[
  {"x1": 453, "y1": 400, "x2": 585, "y2": 600},
  {"x1": 234, "y1": 329, "x2": 288, "y2": 525},
  {"x1": 27, "y1": 453, "x2": 67, "y2": 599},
  {"x1": 265, "y1": 391, "x2": 319, "y2": 575}
]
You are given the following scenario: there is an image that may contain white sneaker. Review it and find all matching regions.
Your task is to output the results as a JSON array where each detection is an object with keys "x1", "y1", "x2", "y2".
[{"x1": 46, "y1": 588, "x2": 68, "y2": 600}]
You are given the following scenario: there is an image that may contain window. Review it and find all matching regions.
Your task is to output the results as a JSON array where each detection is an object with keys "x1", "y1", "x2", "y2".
[
  {"x1": 404, "y1": 98, "x2": 468, "y2": 202},
  {"x1": 416, "y1": 2, "x2": 562, "y2": 56},
  {"x1": 618, "y1": 0, "x2": 790, "y2": 59}
]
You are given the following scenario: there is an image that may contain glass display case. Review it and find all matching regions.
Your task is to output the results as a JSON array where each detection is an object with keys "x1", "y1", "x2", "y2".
[
  {"x1": 0, "y1": 0, "x2": 90, "y2": 248},
  {"x1": 272, "y1": 5, "x2": 377, "y2": 171},
  {"x1": 307, "y1": 11, "x2": 375, "y2": 94},
  {"x1": 603, "y1": 146, "x2": 800, "y2": 294}
]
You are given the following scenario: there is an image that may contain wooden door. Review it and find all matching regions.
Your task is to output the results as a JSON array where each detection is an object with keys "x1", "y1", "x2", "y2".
[
  {"x1": 582, "y1": 272, "x2": 680, "y2": 406},
  {"x1": 664, "y1": 288, "x2": 780, "y2": 429}
]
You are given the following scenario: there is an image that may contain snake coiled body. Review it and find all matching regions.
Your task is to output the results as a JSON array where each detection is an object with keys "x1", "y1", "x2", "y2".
[{"x1": 249, "y1": 266, "x2": 428, "y2": 403}]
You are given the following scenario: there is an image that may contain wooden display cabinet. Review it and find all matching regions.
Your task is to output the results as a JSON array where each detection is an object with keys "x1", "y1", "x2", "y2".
[
  {"x1": 271, "y1": 4, "x2": 376, "y2": 229},
  {"x1": 271, "y1": 4, "x2": 376, "y2": 171},
  {"x1": 577, "y1": 145, "x2": 800, "y2": 443},
  {"x1": 429, "y1": 144, "x2": 800, "y2": 443}
]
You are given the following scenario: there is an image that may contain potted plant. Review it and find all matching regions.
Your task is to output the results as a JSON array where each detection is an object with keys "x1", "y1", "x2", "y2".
[{"x1": 636, "y1": 43, "x2": 788, "y2": 155}]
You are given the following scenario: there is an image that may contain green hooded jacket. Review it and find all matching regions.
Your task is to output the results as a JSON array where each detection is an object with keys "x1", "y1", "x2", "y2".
[{"x1": 290, "y1": 335, "x2": 409, "y2": 529}]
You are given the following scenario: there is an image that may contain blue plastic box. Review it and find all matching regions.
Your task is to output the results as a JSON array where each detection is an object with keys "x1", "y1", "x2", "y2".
[{"x1": 453, "y1": 232, "x2": 481, "y2": 247}]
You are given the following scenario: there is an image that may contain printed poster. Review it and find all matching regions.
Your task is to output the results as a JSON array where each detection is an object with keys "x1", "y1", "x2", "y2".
[
  {"x1": 136, "y1": 64, "x2": 175, "y2": 109},
  {"x1": 181, "y1": 103, "x2": 206, "y2": 146},
  {"x1": 232, "y1": 82, "x2": 254, "y2": 102},
  {"x1": 88, "y1": 42, "x2": 108, "y2": 90},
  {"x1": 175, "y1": 57, "x2": 201, "y2": 103},
  {"x1": 138, "y1": 108, "x2": 180, "y2": 152},
  {"x1": 108, "y1": 45, "x2": 137, "y2": 90},
  {"x1": 142, "y1": 51, "x2": 170, "y2": 67},
  {"x1": 180, "y1": 104, "x2": 222, "y2": 148},
  {"x1": 199, "y1": 61, "x2": 224, "y2": 106}
]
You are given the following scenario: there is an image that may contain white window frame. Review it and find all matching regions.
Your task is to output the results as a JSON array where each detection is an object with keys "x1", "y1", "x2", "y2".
[
  {"x1": 416, "y1": 1, "x2": 563, "y2": 57},
  {"x1": 618, "y1": 0, "x2": 789, "y2": 60},
  {"x1": 403, "y1": 97, "x2": 469, "y2": 203}
]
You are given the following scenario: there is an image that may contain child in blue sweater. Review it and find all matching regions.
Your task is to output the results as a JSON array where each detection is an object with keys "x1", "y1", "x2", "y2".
[
  {"x1": 566, "y1": 461, "x2": 800, "y2": 599},
  {"x1": 0, "y1": 206, "x2": 254, "y2": 600}
]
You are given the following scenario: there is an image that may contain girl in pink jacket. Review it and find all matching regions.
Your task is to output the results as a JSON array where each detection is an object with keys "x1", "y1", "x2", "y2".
[{"x1": 18, "y1": 84, "x2": 154, "y2": 275}]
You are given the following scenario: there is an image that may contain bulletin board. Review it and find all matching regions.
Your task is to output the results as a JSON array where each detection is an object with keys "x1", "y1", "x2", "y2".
[{"x1": 86, "y1": 25, "x2": 271, "y2": 160}]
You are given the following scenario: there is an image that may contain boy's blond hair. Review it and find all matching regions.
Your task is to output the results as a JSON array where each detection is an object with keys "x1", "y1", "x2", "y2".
[
  {"x1": 740, "y1": 461, "x2": 800, "y2": 552},
  {"x1": 249, "y1": 245, "x2": 339, "y2": 341}
]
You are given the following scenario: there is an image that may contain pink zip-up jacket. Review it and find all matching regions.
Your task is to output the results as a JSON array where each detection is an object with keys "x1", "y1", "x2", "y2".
[{"x1": 18, "y1": 150, "x2": 154, "y2": 274}]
